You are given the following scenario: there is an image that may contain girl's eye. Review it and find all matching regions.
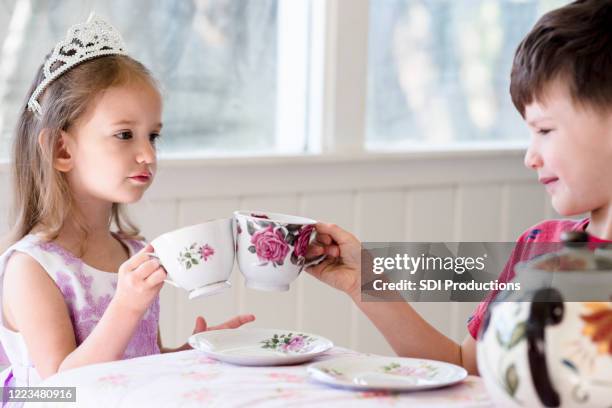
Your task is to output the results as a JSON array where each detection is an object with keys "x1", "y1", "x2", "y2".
[
  {"x1": 115, "y1": 131, "x2": 133, "y2": 140},
  {"x1": 150, "y1": 133, "x2": 161, "y2": 143},
  {"x1": 537, "y1": 128, "x2": 552, "y2": 136}
]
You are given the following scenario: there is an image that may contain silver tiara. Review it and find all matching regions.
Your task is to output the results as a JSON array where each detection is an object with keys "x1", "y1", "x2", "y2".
[{"x1": 27, "y1": 14, "x2": 128, "y2": 115}]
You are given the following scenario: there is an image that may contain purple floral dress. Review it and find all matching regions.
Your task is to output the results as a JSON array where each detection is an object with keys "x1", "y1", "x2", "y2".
[{"x1": 0, "y1": 233, "x2": 160, "y2": 390}]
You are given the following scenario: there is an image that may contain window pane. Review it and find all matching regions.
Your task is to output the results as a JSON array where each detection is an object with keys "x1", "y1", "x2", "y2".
[
  {"x1": 366, "y1": 0, "x2": 570, "y2": 149},
  {"x1": 0, "y1": 0, "x2": 310, "y2": 159}
]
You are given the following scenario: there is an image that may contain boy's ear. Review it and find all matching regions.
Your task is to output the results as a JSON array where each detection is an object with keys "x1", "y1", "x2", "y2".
[{"x1": 38, "y1": 130, "x2": 74, "y2": 172}]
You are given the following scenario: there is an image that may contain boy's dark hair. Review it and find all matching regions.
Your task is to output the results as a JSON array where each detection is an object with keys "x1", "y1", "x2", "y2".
[{"x1": 510, "y1": 0, "x2": 612, "y2": 116}]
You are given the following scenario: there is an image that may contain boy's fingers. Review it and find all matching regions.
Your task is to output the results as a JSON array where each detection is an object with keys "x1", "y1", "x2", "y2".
[
  {"x1": 315, "y1": 223, "x2": 355, "y2": 245},
  {"x1": 325, "y1": 245, "x2": 340, "y2": 258},
  {"x1": 305, "y1": 258, "x2": 334, "y2": 277},
  {"x1": 305, "y1": 244, "x2": 324, "y2": 258},
  {"x1": 316, "y1": 233, "x2": 333, "y2": 245}
]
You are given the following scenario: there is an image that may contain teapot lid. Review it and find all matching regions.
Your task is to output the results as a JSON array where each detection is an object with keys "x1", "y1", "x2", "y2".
[{"x1": 523, "y1": 230, "x2": 612, "y2": 272}]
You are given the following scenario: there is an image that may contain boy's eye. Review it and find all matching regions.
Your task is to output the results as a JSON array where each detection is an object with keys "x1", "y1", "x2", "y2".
[
  {"x1": 150, "y1": 133, "x2": 161, "y2": 143},
  {"x1": 115, "y1": 131, "x2": 133, "y2": 140},
  {"x1": 537, "y1": 128, "x2": 552, "y2": 136}
]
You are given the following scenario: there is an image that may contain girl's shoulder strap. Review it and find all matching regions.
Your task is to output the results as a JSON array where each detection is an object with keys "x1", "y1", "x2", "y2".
[{"x1": 0, "y1": 234, "x2": 78, "y2": 283}]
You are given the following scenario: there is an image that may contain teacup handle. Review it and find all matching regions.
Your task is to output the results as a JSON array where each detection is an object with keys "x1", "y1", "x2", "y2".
[
  {"x1": 145, "y1": 252, "x2": 180, "y2": 288},
  {"x1": 304, "y1": 254, "x2": 327, "y2": 268}
]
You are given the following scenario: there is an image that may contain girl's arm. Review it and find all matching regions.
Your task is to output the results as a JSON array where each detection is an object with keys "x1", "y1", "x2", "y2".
[
  {"x1": 3, "y1": 247, "x2": 164, "y2": 379},
  {"x1": 4, "y1": 253, "x2": 78, "y2": 378}
]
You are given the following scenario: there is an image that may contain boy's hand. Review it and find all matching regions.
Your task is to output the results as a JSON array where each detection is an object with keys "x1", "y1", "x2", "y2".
[{"x1": 305, "y1": 223, "x2": 362, "y2": 298}]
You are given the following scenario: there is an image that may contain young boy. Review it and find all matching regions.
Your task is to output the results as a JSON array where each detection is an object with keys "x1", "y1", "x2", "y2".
[{"x1": 306, "y1": 0, "x2": 612, "y2": 375}]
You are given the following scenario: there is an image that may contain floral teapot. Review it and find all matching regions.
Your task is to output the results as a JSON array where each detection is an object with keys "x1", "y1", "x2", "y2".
[{"x1": 477, "y1": 231, "x2": 612, "y2": 407}]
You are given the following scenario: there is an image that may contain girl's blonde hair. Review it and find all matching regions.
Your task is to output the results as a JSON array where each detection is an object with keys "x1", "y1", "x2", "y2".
[{"x1": 4, "y1": 55, "x2": 158, "y2": 252}]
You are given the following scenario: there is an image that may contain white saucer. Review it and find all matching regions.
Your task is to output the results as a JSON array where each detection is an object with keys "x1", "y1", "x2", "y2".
[
  {"x1": 307, "y1": 356, "x2": 467, "y2": 391},
  {"x1": 188, "y1": 328, "x2": 334, "y2": 366}
]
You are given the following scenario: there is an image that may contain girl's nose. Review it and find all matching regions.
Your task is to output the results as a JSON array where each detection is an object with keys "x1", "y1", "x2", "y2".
[
  {"x1": 136, "y1": 138, "x2": 156, "y2": 164},
  {"x1": 524, "y1": 143, "x2": 543, "y2": 170}
]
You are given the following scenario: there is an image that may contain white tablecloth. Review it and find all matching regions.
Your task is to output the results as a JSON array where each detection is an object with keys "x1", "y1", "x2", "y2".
[{"x1": 28, "y1": 347, "x2": 493, "y2": 407}]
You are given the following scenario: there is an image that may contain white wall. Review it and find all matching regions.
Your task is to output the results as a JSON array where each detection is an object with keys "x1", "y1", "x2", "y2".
[{"x1": 0, "y1": 149, "x2": 555, "y2": 355}]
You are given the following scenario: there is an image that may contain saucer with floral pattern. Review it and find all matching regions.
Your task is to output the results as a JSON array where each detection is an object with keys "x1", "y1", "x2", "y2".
[
  {"x1": 307, "y1": 356, "x2": 467, "y2": 391},
  {"x1": 188, "y1": 328, "x2": 334, "y2": 366}
]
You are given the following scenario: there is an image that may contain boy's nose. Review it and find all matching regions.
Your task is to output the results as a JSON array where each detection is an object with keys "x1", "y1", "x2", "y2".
[{"x1": 523, "y1": 144, "x2": 543, "y2": 170}]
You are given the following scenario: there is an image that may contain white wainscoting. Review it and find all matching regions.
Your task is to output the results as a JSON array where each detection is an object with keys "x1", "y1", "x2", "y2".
[{"x1": 0, "y1": 149, "x2": 555, "y2": 355}]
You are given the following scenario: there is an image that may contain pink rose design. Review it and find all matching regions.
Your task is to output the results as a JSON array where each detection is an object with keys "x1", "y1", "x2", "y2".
[
  {"x1": 281, "y1": 335, "x2": 305, "y2": 352},
  {"x1": 294, "y1": 224, "x2": 314, "y2": 258},
  {"x1": 251, "y1": 225, "x2": 290, "y2": 263},
  {"x1": 199, "y1": 244, "x2": 215, "y2": 261}
]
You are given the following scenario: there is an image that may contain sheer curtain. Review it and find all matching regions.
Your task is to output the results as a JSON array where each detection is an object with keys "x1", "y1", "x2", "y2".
[
  {"x1": 366, "y1": 0, "x2": 570, "y2": 148},
  {"x1": 0, "y1": 0, "x2": 279, "y2": 158}
]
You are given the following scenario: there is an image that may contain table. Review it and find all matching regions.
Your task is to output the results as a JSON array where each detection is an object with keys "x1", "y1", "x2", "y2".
[{"x1": 29, "y1": 347, "x2": 493, "y2": 407}]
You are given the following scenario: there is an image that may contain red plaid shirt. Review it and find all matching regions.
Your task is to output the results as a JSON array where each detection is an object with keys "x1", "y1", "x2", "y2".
[{"x1": 467, "y1": 217, "x2": 610, "y2": 339}]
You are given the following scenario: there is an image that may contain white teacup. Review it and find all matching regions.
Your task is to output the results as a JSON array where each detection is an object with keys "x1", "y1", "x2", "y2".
[
  {"x1": 149, "y1": 218, "x2": 235, "y2": 299},
  {"x1": 233, "y1": 210, "x2": 326, "y2": 291}
]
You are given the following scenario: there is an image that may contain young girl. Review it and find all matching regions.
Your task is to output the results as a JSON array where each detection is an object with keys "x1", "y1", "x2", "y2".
[
  {"x1": 0, "y1": 15, "x2": 254, "y2": 389},
  {"x1": 305, "y1": 0, "x2": 612, "y2": 375}
]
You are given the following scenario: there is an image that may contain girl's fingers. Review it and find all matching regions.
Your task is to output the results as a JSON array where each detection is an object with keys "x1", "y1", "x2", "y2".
[
  {"x1": 134, "y1": 258, "x2": 162, "y2": 280},
  {"x1": 124, "y1": 244, "x2": 155, "y2": 270},
  {"x1": 144, "y1": 267, "x2": 167, "y2": 287},
  {"x1": 209, "y1": 314, "x2": 256, "y2": 330}
]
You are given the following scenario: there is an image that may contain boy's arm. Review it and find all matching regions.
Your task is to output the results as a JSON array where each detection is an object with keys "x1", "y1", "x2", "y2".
[
  {"x1": 4, "y1": 252, "x2": 145, "y2": 378},
  {"x1": 349, "y1": 291, "x2": 479, "y2": 375}
]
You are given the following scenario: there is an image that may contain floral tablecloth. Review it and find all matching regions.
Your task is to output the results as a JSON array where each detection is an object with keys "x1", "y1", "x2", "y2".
[{"x1": 28, "y1": 347, "x2": 492, "y2": 407}]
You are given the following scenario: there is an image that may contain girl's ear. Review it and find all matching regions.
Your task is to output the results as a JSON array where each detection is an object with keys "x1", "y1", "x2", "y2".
[{"x1": 38, "y1": 130, "x2": 74, "y2": 172}]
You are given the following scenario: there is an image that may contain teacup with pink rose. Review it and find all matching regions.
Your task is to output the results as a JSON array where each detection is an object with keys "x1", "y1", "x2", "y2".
[{"x1": 233, "y1": 211, "x2": 326, "y2": 291}]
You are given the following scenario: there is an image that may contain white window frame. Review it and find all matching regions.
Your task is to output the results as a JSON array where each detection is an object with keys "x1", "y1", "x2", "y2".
[
  {"x1": 275, "y1": 0, "x2": 370, "y2": 155},
  {"x1": 311, "y1": 0, "x2": 369, "y2": 155}
]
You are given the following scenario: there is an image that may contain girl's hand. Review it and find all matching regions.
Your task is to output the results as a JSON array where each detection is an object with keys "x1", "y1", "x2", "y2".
[
  {"x1": 191, "y1": 314, "x2": 256, "y2": 335},
  {"x1": 113, "y1": 244, "x2": 166, "y2": 315},
  {"x1": 305, "y1": 223, "x2": 362, "y2": 298},
  {"x1": 163, "y1": 314, "x2": 256, "y2": 353}
]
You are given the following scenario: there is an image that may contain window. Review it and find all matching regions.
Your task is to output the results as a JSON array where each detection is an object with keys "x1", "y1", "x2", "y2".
[
  {"x1": 0, "y1": 0, "x2": 311, "y2": 159},
  {"x1": 366, "y1": 0, "x2": 570, "y2": 149},
  {"x1": 0, "y1": 0, "x2": 574, "y2": 160}
]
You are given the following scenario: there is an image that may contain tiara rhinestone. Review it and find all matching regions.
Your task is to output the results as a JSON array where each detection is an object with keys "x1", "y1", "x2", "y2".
[{"x1": 27, "y1": 14, "x2": 128, "y2": 115}]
